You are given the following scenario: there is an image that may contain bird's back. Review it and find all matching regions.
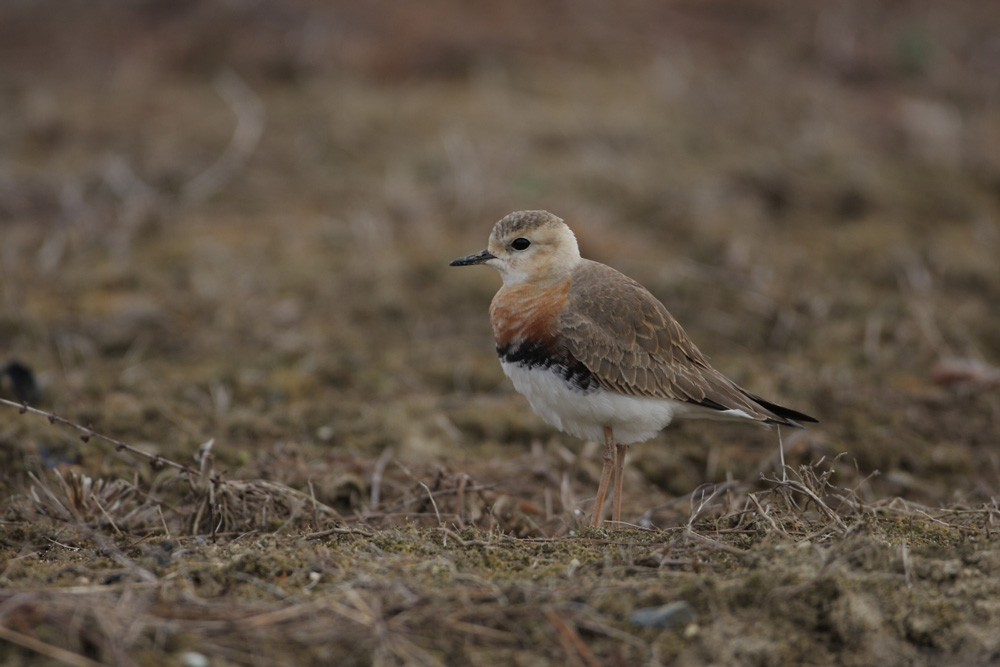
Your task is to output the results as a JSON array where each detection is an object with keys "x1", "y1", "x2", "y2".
[{"x1": 559, "y1": 259, "x2": 815, "y2": 427}]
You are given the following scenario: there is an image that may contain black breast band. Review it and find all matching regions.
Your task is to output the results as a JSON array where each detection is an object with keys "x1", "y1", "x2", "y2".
[{"x1": 497, "y1": 341, "x2": 599, "y2": 392}]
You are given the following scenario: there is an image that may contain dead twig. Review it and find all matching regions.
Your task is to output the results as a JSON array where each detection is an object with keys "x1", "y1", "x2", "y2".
[
  {"x1": 419, "y1": 481, "x2": 443, "y2": 526},
  {"x1": 544, "y1": 608, "x2": 602, "y2": 667},
  {"x1": 0, "y1": 398, "x2": 194, "y2": 475},
  {"x1": 640, "y1": 480, "x2": 743, "y2": 522},
  {"x1": 746, "y1": 492, "x2": 787, "y2": 537},
  {"x1": 686, "y1": 483, "x2": 730, "y2": 529},
  {"x1": 0, "y1": 624, "x2": 104, "y2": 667}
]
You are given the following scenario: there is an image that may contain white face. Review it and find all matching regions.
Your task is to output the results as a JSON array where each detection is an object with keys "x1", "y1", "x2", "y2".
[{"x1": 486, "y1": 221, "x2": 581, "y2": 285}]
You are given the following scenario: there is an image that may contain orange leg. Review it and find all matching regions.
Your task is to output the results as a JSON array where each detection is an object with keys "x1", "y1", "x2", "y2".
[
  {"x1": 612, "y1": 442, "x2": 628, "y2": 524},
  {"x1": 590, "y1": 426, "x2": 616, "y2": 528}
]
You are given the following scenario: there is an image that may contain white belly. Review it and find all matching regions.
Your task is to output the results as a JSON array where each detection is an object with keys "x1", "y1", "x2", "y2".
[
  {"x1": 500, "y1": 361, "x2": 758, "y2": 444},
  {"x1": 500, "y1": 361, "x2": 681, "y2": 443}
]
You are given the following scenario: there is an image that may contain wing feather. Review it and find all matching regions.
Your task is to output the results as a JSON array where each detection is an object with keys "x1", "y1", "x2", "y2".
[{"x1": 558, "y1": 260, "x2": 798, "y2": 422}]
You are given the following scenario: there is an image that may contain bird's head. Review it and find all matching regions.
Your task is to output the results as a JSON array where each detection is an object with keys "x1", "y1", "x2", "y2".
[{"x1": 449, "y1": 210, "x2": 581, "y2": 285}]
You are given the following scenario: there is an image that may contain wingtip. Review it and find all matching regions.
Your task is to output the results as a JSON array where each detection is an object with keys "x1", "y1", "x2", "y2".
[
  {"x1": 769, "y1": 416, "x2": 817, "y2": 430},
  {"x1": 749, "y1": 394, "x2": 818, "y2": 429}
]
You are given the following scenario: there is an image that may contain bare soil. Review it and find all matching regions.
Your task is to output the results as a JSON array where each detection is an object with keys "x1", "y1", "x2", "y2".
[{"x1": 2, "y1": 1, "x2": 1000, "y2": 665}]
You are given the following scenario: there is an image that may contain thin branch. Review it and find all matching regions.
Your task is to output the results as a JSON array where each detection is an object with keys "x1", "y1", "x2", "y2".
[{"x1": 0, "y1": 398, "x2": 194, "y2": 475}]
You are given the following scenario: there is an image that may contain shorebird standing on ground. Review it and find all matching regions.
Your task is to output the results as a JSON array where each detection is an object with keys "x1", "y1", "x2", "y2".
[{"x1": 451, "y1": 210, "x2": 817, "y2": 528}]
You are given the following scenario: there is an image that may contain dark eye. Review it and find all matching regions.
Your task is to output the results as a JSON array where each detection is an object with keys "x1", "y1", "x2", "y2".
[{"x1": 511, "y1": 237, "x2": 531, "y2": 251}]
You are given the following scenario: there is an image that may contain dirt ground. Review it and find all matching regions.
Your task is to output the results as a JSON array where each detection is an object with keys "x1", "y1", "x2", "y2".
[{"x1": 2, "y1": 1, "x2": 1000, "y2": 665}]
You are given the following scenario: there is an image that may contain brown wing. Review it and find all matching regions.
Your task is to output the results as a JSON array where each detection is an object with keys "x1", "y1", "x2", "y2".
[{"x1": 558, "y1": 260, "x2": 808, "y2": 424}]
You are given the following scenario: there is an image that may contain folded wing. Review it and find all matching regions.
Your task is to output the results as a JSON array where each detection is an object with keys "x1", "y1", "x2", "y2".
[{"x1": 558, "y1": 260, "x2": 816, "y2": 427}]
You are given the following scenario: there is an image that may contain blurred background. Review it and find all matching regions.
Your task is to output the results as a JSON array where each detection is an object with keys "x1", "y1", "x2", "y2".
[{"x1": 2, "y1": 0, "x2": 999, "y2": 524}]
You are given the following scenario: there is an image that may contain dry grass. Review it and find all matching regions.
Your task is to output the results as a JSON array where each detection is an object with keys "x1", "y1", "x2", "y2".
[
  {"x1": 3, "y1": 394, "x2": 1000, "y2": 665},
  {"x1": 2, "y1": 0, "x2": 1000, "y2": 664}
]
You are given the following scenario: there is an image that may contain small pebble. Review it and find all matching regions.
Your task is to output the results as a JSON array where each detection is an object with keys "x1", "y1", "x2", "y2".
[{"x1": 181, "y1": 652, "x2": 210, "y2": 667}]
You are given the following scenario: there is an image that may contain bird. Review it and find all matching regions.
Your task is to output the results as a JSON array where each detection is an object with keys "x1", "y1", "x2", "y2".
[{"x1": 450, "y1": 210, "x2": 817, "y2": 528}]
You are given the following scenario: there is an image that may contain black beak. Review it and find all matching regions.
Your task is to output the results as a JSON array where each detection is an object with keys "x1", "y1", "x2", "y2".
[{"x1": 449, "y1": 249, "x2": 495, "y2": 266}]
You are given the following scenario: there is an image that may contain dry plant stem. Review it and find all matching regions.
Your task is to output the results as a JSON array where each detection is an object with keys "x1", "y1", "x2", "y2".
[
  {"x1": 370, "y1": 446, "x2": 394, "y2": 512},
  {"x1": 747, "y1": 492, "x2": 787, "y2": 537},
  {"x1": 444, "y1": 619, "x2": 518, "y2": 643},
  {"x1": 687, "y1": 484, "x2": 726, "y2": 528},
  {"x1": 93, "y1": 498, "x2": 122, "y2": 535},
  {"x1": 777, "y1": 426, "x2": 787, "y2": 482},
  {"x1": 544, "y1": 608, "x2": 602, "y2": 667},
  {"x1": 590, "y1": 426, "x2": 616, "y2": 528},
  {"x1": 638, "y1": 481, "x2": 743, "y2": 525},
  {"x1": 419, "y1": 481, "x2": 443, "y2": 526},
  {"x1": 89, "y1": 531, "x2": 158, "y2": 583},
  {"x1": 901, "y1": 540, "x2": 913, "y2": 588},
  {"x1": 356, "y1": 483, "x2": 499, "y2": 521},
  {"x1": 238, "y1": 600, "x2": 328, "y2": 630},
  {"x1": 0, "y1": 624, "x2": 104, "y2": 667},
  {"x1": 0, "y1": 398, "x2": 194, "y2": 475},
  {"x1": 560, "y1": 472, "x2": 577, "y2": 527},
  {"x1": 564, "y1": 602, "x2": 649, "y2": 650},
  {"x1": 779, "y1": 478, "x2": 847, "y2": 529},
  {"x1": 752, "y1": 429, "x2": 807, "y2": 479},
  {"x1": 456, "y1": 474, "x2": 469, "y2": 529},
  {"x1": 181, "y1": 69, "x2": 265, "y2": 207}
]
